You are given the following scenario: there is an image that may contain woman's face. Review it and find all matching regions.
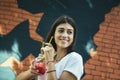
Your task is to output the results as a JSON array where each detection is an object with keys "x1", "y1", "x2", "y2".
[{"x1": 54, "y1": 23, "x2": 74, "y2": 49}]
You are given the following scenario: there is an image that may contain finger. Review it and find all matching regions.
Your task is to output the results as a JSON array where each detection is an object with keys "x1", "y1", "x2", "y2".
[
  {"x1": 41, "y1": 46, "x2": 50, "y2": 52},
  {"x1": 30, "y1": 65, "x2": 39, "y2": 75},
  {"x1": 31, "y1": 70, "x2": 39, "y2": 75},
  {"x1": 44, "y1": 43, "x2": 52, "y2": 47}
]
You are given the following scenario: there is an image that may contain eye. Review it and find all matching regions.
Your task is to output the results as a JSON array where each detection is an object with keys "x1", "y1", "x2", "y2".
[
  {"x1": 67, "y1": 30, "x2": 73, "y2": 35},
  {"x1": 58, "y1": 29, "x2": 64, "y2": 33}
]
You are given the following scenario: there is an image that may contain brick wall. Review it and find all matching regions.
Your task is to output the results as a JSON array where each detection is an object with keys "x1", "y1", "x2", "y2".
[
  {"x1": 82, "y1": 4, "x2": 120, "y2": 80},
  {"x1": 0, "y1": 0, "x2": 120, "y2": 79},
  {"x1": 0, "y1": 0, "x2": 43, "y2": 75},
  {"x1": 0, "y1": 0, "x2": 43, "y2": 41}
]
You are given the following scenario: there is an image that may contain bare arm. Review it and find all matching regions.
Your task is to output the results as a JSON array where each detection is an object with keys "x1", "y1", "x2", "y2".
[
  {"x1": 60, "y1": 71, "x2": 77, "y2": 80},
  {"x1": 46, "y1": 62, "x2": 57, "y2": 80},
  {"x1": 42, "y1": 43, "x2": 77, "y2": 80},
  {"x1": 16, "y1": 68, "x2": 37, "y2": 80},
  {"x1": 46, "y1": 62, "x2": 76, "y2": 80}
]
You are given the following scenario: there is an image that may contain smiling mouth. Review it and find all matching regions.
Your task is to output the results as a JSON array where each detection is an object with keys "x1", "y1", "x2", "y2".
[{"x1": 60, "y1": 39, "x2": 68, "y2": 43}]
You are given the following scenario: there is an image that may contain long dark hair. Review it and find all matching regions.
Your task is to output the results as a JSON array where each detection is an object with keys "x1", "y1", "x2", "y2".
[{"x1": 45, "y1": 15, "x2": 77, "y2": 53}]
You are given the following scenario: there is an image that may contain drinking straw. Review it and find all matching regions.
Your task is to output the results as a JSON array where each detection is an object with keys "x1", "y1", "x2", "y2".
[{"x1": 49, "y1": 36, "x2": 53, "y2": 43}]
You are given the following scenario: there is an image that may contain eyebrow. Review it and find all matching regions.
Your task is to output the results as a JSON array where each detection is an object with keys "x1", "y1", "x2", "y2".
[{"x1": 58, "y1": 28, "x2": 73, "y2": 31}]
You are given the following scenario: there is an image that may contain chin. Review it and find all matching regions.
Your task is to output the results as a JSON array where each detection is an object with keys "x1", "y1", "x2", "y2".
[{"x1": 60, "y1": 45, "x2": 69, "y2": 49}]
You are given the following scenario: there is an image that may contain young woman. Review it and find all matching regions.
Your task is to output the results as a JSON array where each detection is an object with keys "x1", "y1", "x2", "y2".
[{"x1": 17, "y1": 15, "x2": 84, "y2": 80}]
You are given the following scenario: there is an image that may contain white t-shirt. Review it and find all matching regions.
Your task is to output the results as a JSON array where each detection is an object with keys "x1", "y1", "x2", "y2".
[
  {"x1": 55, "y1": 52, "x2": 84, "y2": 80},
  {"x1": 38, "y1": 52, "x2": 84, "y2": 80}
]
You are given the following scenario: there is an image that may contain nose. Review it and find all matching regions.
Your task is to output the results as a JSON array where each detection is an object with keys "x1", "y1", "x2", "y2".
[{"x1": 62, "y1": 31, "x2": 68, "y2": 38}]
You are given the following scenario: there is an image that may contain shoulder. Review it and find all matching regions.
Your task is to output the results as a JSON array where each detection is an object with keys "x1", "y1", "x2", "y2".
[
  {"x1": 68, "y1": 52, "x2": 82, "y2": 59},
  {"x1": 67, "y1": 52, "x2": 83, "y2": 62}
]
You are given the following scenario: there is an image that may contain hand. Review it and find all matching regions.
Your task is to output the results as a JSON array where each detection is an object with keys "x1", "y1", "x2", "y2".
[
  {"x1": 41, "y1": 43, "x2": 55, "y2": 63},
  {"x1": 30, "y1": 62, "x2": 39, "y2": 75},
  {"x1": 30, "y1": 60, "x2": 46, "y2": 75}
]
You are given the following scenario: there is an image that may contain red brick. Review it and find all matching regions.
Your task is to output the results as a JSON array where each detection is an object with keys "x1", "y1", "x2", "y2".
[
  {"x1": 113, "y1": 6, "x2": 120, "y2": 12},
  {"x1": 89, "y1": 59, "x2": 101, "y2": 66},
  {"x1": 92, "y1": 70, "x2": 102, "y2": 76},
  {"x1": 96, "y1": 66, "x2": 112, "y2": 72},
  {"x1": 109, "y1": 53, "x2": 119, "y2": 59},
  {"x1": 84, "y1": 68, "x2": 92, "y2": 74},
  {"x1": 99, "y1": 56, "x2": 109, "y2": 62},
  {"x1": 101, "y1": 47, "x2": 112, "y2": 53},
  {"x1": 82, "y1": 75, "x2": 93, "y2": 80},
  {"x1": 111, "y1": 49, "x2": 119, "y2": 53},
  {"x1": 118, "y1": 60, "x2": 120, "y2": 64},
  {"x1": 94, "y1": 76, "x2": 107, "y2": 80},
  {"x1": 114, "y1": 70, "x2": 120, "y2": 75},
  {"x1": 96, "y1": 47, "x2": 102, "y2": 51},
  {"x1": 112, "y1": 46, "x2": 119, "y2": 51},
  {"x1": 98, "y1": 52, "x2": 109, "y2": 57},
  {"x1": 92, "y1": 55, "x2": 99, "y2": 60},
  {"x1": 108, "y1": 63, "x2": 119, "y2": 69},
  {"x1": 110, "y1": 58, "x2": 117, "y2": 64},
  {"x1": 94, "y1": 34, "x2": 103, "y2": 42},
  {"x1": 109, "y1": 73, "x2": 120, "y2": 79},
  {"x1": 94, "y1": 41, "x2": 105, "y2": 47},
  {"x1": 85, "y1": 64, "x2": 96, "y2": 70}
]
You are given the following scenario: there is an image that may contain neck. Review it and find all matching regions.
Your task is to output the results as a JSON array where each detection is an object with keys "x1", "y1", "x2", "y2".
[{"x1": 55, "y1": 48, "x2": 67, "y2": 62}]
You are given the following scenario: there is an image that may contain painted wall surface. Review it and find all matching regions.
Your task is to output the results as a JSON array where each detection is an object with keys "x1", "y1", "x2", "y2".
[{"x1": 0, "y1": 0, "x2": 120, "y2": 80}]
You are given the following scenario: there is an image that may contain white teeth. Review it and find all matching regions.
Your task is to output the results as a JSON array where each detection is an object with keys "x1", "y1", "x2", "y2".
[
  {"x1": 61, "y1": 40, "x2": 68, "y2": 42},
  {"x1": 61, "y1": 39, "x2": 66, "y2": 41}
]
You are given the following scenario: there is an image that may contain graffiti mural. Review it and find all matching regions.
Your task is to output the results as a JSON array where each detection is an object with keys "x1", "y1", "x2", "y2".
[{"x1": 0, "y1": 0, "x2": 119, "y2": 80}]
